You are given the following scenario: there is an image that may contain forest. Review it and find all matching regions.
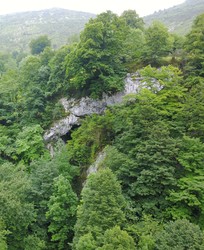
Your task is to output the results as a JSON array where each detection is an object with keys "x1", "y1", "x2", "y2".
[{"x1": 0, "y1": 9, "x2": 204, "y2": 250}]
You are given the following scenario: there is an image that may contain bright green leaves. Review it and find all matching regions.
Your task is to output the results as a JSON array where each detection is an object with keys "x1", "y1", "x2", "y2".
[
  {"x1": 181, "y1": 77, "x2": 204, "y2": 140},
  {"x1": 75, "y1": 233, "x2": 97, "y2": 250},
  {"x1": 0, "y1": 220, "x2": 9, "y2": 250},
  {"x1": 140, "y1": 65, "x2": 186, "y2": 119},
  {"x1": 27, "y1": 146, "x2": 79, "y2": 249},
  {"x1": 177, "y1": 136, "x2": 204, "y2": 172},
  {"x1": 46, "y1": 175, "x2": 78, "y2": 249},
  {"x1": 67, "y1": 112, "x2": 114, "y2": 167},
  {"x1": 98, "y1": 226, "x2": 136, "y2": 250},
  {"x1": 0, "y1": 163, "x2": 35, "y2": 249},
  {"x1": 0, "y1": 124, "x2": 47, "y2": 165},
  {"x1": 48, "y1": 45, "x2": 72, "y2": 96},
  {"x1": 15, "y1": 125, "x2": 47, "y2": 164},
  {"x1": 73, "y1": 169, "x2": 126, "y2": 248},
  {"x1": 121, "y1": 10, "x2": 144, "y2": 30},
  {"x1": 184, "y1": 14, "x2": 204, "y2": 76},
  {"x1": 75, "y1": 227, "x2": 135, "y2": 250},
  {"x1": 143, "y1": 21, "x2": 173, "y2": 66},
  {"x1": 155, "y1": 219, "x2": 204, "y2": 250},
  {"x1": 66, "y1": 11, "x2": 127, "y2": 98},
  {"x1": 167, "y1": 136, "x2": 204, "y2": 225}
]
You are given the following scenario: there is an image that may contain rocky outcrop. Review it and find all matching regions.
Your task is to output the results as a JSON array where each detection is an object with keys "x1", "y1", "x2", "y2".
[
  {"x1": 44, "y1": 73, "x2": 159, "y2": 142},
  {"x1": 86, "y1": 151, "x2": 106, "y2": 177}
]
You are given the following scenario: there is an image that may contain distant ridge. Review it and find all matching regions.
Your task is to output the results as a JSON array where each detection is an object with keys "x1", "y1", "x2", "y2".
[
  {"x1": 144, "y1": 0, "x2": 204, "y2": 35},
  {"x1": 0, "y1": 8, "x2": 95, "y2": 53},
  {"x1": 1, "y1": 1, "x2": 204, "y2": 53}
]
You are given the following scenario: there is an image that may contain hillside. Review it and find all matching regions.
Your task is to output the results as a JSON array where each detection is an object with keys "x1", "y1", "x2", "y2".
[
  {"x1": 144, "y1": 0, "x2": 204, "y2": 35},
  {"x1": 1, "y1": 8, "x2": 204, "y2": 250},
  {"x1": 1, "y1": 0, "x2": 203, "y2": 53},
  {"x1": 0, "y1": 8, "x2": 95, "y2": 53}
]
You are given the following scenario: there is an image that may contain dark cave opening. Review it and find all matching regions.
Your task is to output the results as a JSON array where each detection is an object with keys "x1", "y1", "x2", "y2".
[{"x1": 61, "y1": 124, "x2": 80, "y2": 143}]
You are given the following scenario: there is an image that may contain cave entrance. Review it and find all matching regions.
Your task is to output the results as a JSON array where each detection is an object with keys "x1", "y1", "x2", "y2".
[{"x1": 61, "y1": 124, "x2": 80, "y2": 143}]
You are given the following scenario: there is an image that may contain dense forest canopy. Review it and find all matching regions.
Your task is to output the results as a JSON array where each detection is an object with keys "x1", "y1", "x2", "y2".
[{"x1": 0, "y1": 7, "x2": 204, "y2": 250}]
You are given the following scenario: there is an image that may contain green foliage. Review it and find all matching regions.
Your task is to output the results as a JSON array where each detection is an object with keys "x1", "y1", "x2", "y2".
[
  {"x1": 167, "y1": 136, "x2": 204, "y2": 225},
  {"x1": 0, "y1": 163, "x2": 35, "y2": 249},
  {"x1": 169, "y1": 34, "x2": 185, "y2": 66},
  {"x1": 27, "y1": 146, "x2": 78, "y2": 248},
  {"x1": 29, "y1": 35, "x2": 51, "y2": 55},
  {"x1": 98, "y1": 226, "x2": 136, "y2": 250},
  {"x1": 76, "y1": 227, "x2": 135, "y2": 250},
  {"x1": 184, "y1": 13, "x2": 204, "y2": 76},
  {"x1": 143, "y1": 21, "x2": 173, "y2": 66},
  {"x1": 127, "y1": 215, "x2": 161, "y2": 250},
  {"x1": 24, "y1": 235, "x2": 46, "y2": 250},
  {"x1": 73, "y1": 168, "x2": 126, "y2": 248},
  {"x1": 66, "y1": 11, "x2": 127, "y2": 98},
  {"x1": 0, "y1": 220, "x2": 9, "y2": 250},
  {"x1": 0, "y1": 69, "x2": 21, "y2": 125},
  {"x1": 121, "y1": 10, "x2": 144, "y2": 30},
  {"x1": 180, "y1": 76, "x2": 204, "y2": 140},
  {"x1": 46, "y1": 175, "x2": 78, "y2": 249},
  {"x1": 100, "y1": 66, "x2": 186, "y2": 218},
  {"x1": 48, "y1": 45, "x2": 72, "y2": 96},
  {"x1": 67, "y1": 112, "x2": 114, "y2": 167},
  {"x1": 155, "y1": 219, "x2": 204, "y2": 250},
  {"x1": 0, "y1": 7, "x2": 204, "y2": 250},
  {"x1": 15, "y1": 125, "x2": 48, "y2": 164},
  {"x1": 123, "y1": 28, "x2": 145, "y2": 70},
  {"x1": 75, "y1": 233, "x2": 97, "y2": 250},
  {"x1": 144, "y1": 0, "x2": 204, "y2": 35}
]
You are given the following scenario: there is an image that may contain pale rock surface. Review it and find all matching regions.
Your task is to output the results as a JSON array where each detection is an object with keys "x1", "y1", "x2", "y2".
[{"x1": 44, "y1": 74, "x2": 159, "y2": 142}]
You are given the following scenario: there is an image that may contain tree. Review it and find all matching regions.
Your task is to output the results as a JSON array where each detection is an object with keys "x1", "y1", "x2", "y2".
[
  {"x1": 123, "y1": 28, "x2": 145, "y2": 70},
  {"x1": 127, "y1": 215, "x2": 161, "y2": 250},
  {"x1": 73, "y1": 168, "x2": 126, "y2": 248},
  {"x1": 100, "y1": 66, "x2": 186, "y2": 219},
  {"x1": 75, "y1": 233, "x2": 97, "y2": 250},
  {"x1": 66, "y1": 112, "x2": 114, "y2": 167},
  {"x1": 143, "y1": 21, "x2": 172, "y2": 66},
  {"x1": 24, "y1": 235, "x2": 46, "y2": 250},
  {"x1": 167, "y1": 136, "x2": 204, "y2": 226},
  {"x1": 0, "y1": 220, "x2": 9, "y2": 250},
  {"x1": 155, "y1": 219, "x2": 204, "y2": 250},
  {"x1": 169, "y1": 34, "x2": 185, "y2": 66},
  {"x1": 66, "y1": 11, "x2": 127, "y2": 98},
  {"x1": 15, "y1": 124, "x2": 47, "y2": 164},
  {"x1": 98, "y1": 226, "x2": 136, "y2": 250},
  {"x1": 184, "y1": 14, "x2": 204, "y2": 76},
  {"x1": 121, "y1": 10, "x2": 144, "y2": 30},
  {"x1": 28, "y1": 146, "x2": 78, "y2": 248},
  {"x1": 46, "y1": 175, "x2": 78, "y2": 250},
  {"x1": 180, "y1": 76, "x2": 204, "y2": 140},
  {"x1": 48, "y1": 45, "x2": 72, "y2": 96},
  {"x1": 29, "y1": 35, "x2": 51, "y2": 55},
  {"x1": 0, "y1": 163, "x2": 34, "y2": 250}
]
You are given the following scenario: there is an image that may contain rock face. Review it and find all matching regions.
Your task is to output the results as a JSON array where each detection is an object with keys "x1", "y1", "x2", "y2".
[
  {"x1": 86, "y1": 151, "x2": 106, "y2": 177},
  {"x1": 44, "y1": 73, "x2": 159, "y2": 142}
]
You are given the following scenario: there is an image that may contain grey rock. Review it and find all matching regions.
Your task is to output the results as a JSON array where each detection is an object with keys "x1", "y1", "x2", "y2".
[{"x1": 44, "y1": 74, "x2": 159, "y2": 142}]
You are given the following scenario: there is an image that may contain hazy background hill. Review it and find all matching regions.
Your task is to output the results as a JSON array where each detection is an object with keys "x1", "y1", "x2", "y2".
[
  {"x1": 144, "y1": 0, "x2": 204, "y2": 35},
  {"x1": 0, "y1": 8, "x2": 95, "y2": 53},
  {"x1": 0, "y1": 0, "x2": 204, "y2": 53}
]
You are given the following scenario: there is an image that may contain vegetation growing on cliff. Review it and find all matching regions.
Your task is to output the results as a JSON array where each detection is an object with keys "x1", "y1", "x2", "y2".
[{"x1": 0, "y1": 8, "x2": 204, "y2": 250}]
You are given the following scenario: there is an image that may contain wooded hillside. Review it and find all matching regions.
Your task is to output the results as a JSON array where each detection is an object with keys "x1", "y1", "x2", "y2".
[
  {"x1": 144, "y1": 0, "x2": 204, "y2": 34},
  {"x1": 0, "y1": 8, "x2": 204, "y2": 250}
]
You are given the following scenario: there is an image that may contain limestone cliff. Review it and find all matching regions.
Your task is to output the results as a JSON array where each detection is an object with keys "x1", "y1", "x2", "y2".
[{"x1": 44, "y1": 73, "x2": 159, "y2": 142}]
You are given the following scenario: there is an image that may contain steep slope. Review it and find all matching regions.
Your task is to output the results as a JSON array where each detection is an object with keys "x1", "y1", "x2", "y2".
[
  {"x1": 144, "y1": 0, "x2": 204, "y2": 35},
  {"x1": 0, "y1": 8, "x2": 95, "y2": 53}
]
